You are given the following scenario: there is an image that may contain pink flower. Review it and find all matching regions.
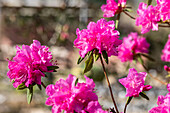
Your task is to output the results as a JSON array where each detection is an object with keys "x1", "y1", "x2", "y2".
[
  {"x1": 118, "y1": 32, "x2": 150, "y2": 62},
  {"x1": 164, "y1": 65, "x2": 170, "y2": 72},
  {"x1": 74, "y1": 18, "x2": 122, "y2": 58},
  {"x1": 119, "y1": 68, "x2": 152, "y2": 97},
  {"x1": 85, "y1": 101, "x2": 108, "y2": 113},
  {"x1": 7, "y1": 40, "x2": 54, "y2": 88},
  {"x1": 101, "y1": 0, "x2": 126, "y2": 17},
  {"x1": 45, "y1": 74, "x2": 107, "y2": 113},
  {"x1": 149, "y1": 93, "x2": 170, "y2": 113},
  {"x1": 161, "y1": 34, "x2": 170, "y2": 62},
  {"x1": 167, "y1": 84, "x2": 170, "y2": 92},
  {"x1": 156, "y1": 0, "x2": 170, "y2": 21},
  {"x1": 136, "y1": 2, "x2": 161, "y2": 34}
]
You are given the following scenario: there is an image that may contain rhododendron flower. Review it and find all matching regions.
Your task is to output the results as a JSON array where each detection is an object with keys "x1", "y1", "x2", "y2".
[
  {"x1": 119, "y1": 68, "x2": 152, "y2": 97},
  {"x1": 7, "y1": 40, "x2": 54, "y2": 88},
  {"x1": 101, "y1": 0, "x2": 126, "y2": 17},
  {"x1": 164, "y1": 65, "x2": 170, "y2": 72},
  {"x1": 85, "y1": 101, "x2": 108, "y2": 113},
  {"x1": 45, "y1": 74, "x2": 108, "y2": 113},
  {"x1": 136, "y1": 2, "x2": 161, "y2": 34},
  {"x1": 156, "y1": 0, "x2": 170, "y2": 21},
  {"x1": 167, "y1": 84, "x2": 170, "y2": 92},
  {"x1": 149, "y1": 87, "x2": 170, "y2": 113},
  {"x1": 161, "y1": 34, "x2": 170, "y2": 62},
  {"x1": 118, "y1": 32, "x2": 150, "y2": 62},
  {"x1": 74, "y1": 18, "x2": 122, "y2": 58}
]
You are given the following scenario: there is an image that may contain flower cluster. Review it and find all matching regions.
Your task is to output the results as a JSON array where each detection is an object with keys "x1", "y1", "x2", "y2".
[
  {"x1": 7, "y1": 40, "x2": 53, "y2": 88},
  {"x1": 74, "y1": 18, "x2": 122, "y2": 58},
  {"x1": 101, "y1": 0, "x2": 126, "y2": 17},
  {"x1": 45, "y1": 74, "x2": 107, "y2": 113},
  {"x1": 119, "y1": 68, "x2": 152, "y2": 97},
  {"x1": 156, "y1": 0, "x2": 170, "y2": 21},
  {"x1": 161, "y1": 34, "x2": 170, "y2": 62},
  {"x1": 149, "y1": 84, "x2": 170, "y2": 113},
  {"x1": 136, "y1": 1, "x2": 170, "y2": 34},
  {"x1": 136, "y1": 2, "x2": 161, "y2": 34},
  {"x1": 118, "y1": 32, "x2": 150, "y2": 62}
]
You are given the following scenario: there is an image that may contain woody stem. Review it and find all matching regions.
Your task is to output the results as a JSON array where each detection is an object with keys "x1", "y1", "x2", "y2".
[{"x1": 99, "y1": 54, "x2": 119, "y2": 113}]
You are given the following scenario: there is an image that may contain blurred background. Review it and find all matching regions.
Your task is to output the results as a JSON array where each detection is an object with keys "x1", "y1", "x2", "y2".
[{"x1": 0, "y1": 0, "x2": 170, "y2": 113}]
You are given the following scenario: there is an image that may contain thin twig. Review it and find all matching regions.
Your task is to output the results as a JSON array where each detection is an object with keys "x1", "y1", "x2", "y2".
[
  {"x1": 141, "y1": 63, "x2": 167, "y2": 85},
  {"x1": 123, "y1": 11, "x2": 136, "y2": 20},
  {"x1": 99, "y1": 54, "x2": 119, "y2": 113},
  {"x1": 41, "y1": 82, "x2": 47, "y2": 88},
  {"x1": 148, "y1": 73, "x2": 167, "y2": 85},
  {"x1": 161, "y1": 21, "x2": 170, "y2": 25},
  {"x1": 125, "y1": 6, "x2": 132, "y2": 9},
  {"x1": 159, "y1": 25, "x2": 170, "y2": 28}
]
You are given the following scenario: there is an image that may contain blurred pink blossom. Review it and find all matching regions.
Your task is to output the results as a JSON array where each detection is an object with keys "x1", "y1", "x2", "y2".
[
  {"x1": 101, "y1": 0, "x2": 126, "y2": 17},
  {"x1": 118, "y1": 32, "x2": 150, "y2": 62},
  {"x1": 7, "y1": 40, "x2": 53, "y2": 88},
  {"x1": 149, "y1": 92, "x2": 170, "y2": 112},
  {"x1": 167, "y1": 84, "x2": 170, "y2": 92},
  {"x1": 164, "y1": 65, "x2": 170, "y2": 72},
  {"x1": 45, "y1": 74, "x2": 107, "y2": 113},
  {"x1": 136, "y1": 2, "x2": 161, "y2": 34},
  {"x1": 119, "y1": 68, "x2": 152, "y2": 97},
  {"x1": 74, "y1": 18, "x2": 121, "y2": 58},
  {"x1": 156, "y1": 0, "x2": 170, "y2": 21},
  {"x1": 161, "y1": 34, "x2": 170, "y2": 62}
]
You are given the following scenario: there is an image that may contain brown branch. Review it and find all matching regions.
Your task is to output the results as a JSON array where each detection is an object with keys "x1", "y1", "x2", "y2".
[
  {"x1": 124, "y1": 103, "x2": 128, "y2": 113},
  {"x1": 123, "y1": 11, "x2": 136, "y2": 20},
  {"x1": 99, "y1": 54, "x2": 119, "y2": 113},
  {"x1": 141, "y1": 63, "x2": 167, "y2": 85},
  {"x1": 159, "y1": 25, "x2": 170, "y2": 28},
  {"x1": 148, "y1": 73, "x2": 167, "y2": 85}
]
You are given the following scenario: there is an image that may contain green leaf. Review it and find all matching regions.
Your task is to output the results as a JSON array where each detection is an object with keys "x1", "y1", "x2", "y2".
[
  {"x1": 124, "y1": 8, "x2": 132, "y2": 12},
  {"x1": 75, "y1": 78, "x2": 79, "y2": 86},
  {"x1": 16, "y1": 83, "x2": 27, "y2": 90},
  {"x1": 45, "y1": 74, "x2": 48, "y2": 78},
  {"x1": 47, "y1": 66, "x2": 59, "y2": 72},
  {"x1": 139, "y1": 92, "x2": 149, "y2": 100},
  {"x1": 93, "y1": 54, "x2": 99, "y2": 61},
  {"x1": 77, "y1": 52, "x2": 89, "y2": 64},
  {"x1": 77, "y1": 56, "x2": 85, "y2": 64},
  {"x1": 115, "y1": 19, "x2": 119, "y2": 29},
  {"x1": 27, "y1": 86, "x2": 33, "y2": 104},
  {"x1": 166, "y1": 75, "x2": 170, "y2": 78},
  {"x1": 133, "y1": 59, "x2": 137, "y2": 64},
  {"x1": 12, "y1": 79, "x2": 15, "y2": 84},
  {"x1": 126, "y1": 63, "x2": 130, "y2": 71},
  {"x1": 115, "y1": 14, "x2": 120, "y2": 29},
  {"x1": 37, "y1": 84, "x2": 42, "y2": 90},
  {"x1": 147, "y1": 0, "x2": 152, "y2": 5},
  {"x1": 93, "y1": 50, "x2": 99, "y2": 61},
  {"x1": 102, "y1": 51, "x2": 109, "y2": 64},
  {"x1": 140, "y1": 53, "x2": 155, "y2": 62},
  {"x1": 126, "y1": 97, "x2": 133, "y2": 105},
  {"x1": 137, "y1": 55, "x2": 144, "y2": 65},
  {"x1": 87, "y1": 51, "x2": 92, "y2": 56},
  {"x1": 83, "y1": 53, "x2": 94, "y2": 74}
]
